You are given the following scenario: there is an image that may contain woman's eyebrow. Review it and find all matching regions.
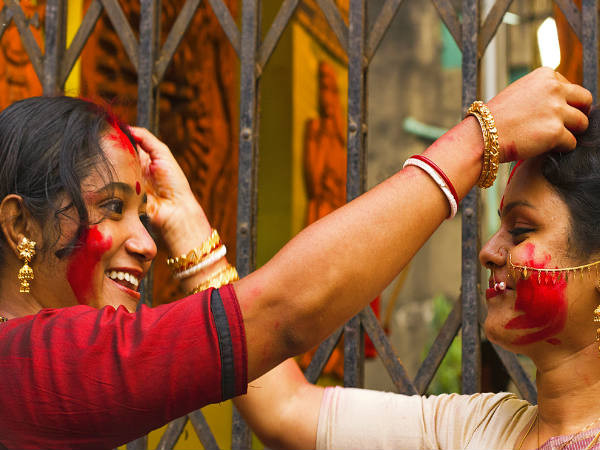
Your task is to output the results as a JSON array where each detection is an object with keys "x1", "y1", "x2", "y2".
[
  {"x1": 95, "y1": 182, "x2": 134, "y2": 196},
  {"x1": 499, "y1": 200, "x2": 536, "y2": 218}
]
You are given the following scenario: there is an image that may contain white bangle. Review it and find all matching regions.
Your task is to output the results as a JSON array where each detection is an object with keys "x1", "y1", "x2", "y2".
[
  {"x1": 403, "y1": 158, "x2": 458, "y2": 219},
  {"x1": 174, "y1": 245, "x2": 227, "y2": 279}
]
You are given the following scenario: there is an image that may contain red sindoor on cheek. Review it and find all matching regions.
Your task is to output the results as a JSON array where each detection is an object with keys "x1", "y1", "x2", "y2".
[
  {"x1": 504, "y1": 243, "x2": 567, "y2": 345},
  {"x1": 66, "y1": 226, "x2": 112, "y2": 305}
]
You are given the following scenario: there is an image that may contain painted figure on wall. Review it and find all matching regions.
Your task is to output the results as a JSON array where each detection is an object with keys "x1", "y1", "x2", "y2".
[
  {"x1": 300, "y1": 61, "x2": 379, "y2": 378},
  {"x1": 0, "y1": 0, "x2": 44, "y2": 106},
  {"x1": 304, "y1": 61, "x2": 347, "y2": 224}
]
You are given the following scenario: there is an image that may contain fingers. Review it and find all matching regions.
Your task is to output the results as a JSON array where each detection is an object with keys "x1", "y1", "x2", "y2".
[
  {"x1": 563, "y1": 103, "x2": 590, "y2": 134},
  {"x1": 563, "y1": 82, "x2": 593, "y2": 113},
  {"x1": 128, "y1": 126, "x2": 172, "y2": 160},
  {"x1": 553, "y1": 127, "x2": 578, "y2": 152}
]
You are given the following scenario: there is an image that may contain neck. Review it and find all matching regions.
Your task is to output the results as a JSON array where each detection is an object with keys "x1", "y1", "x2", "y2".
[
  {"x1": 534, "y1": 342, "x2": 600, "y2": 442},
  {"x1": 0, "y1": 267, "x2": 44, "y2": 319}
]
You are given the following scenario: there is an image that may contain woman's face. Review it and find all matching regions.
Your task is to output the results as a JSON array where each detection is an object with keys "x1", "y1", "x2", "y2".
[
  {"x1": 480, "y1": 158, "x2": 599, "y2": 355},
  {"x1": 36, "y1": 126, "x2": 156, "y2": 312}
]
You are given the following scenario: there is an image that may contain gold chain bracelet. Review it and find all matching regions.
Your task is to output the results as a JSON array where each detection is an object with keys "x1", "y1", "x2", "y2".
[{"x1": 466, "y1": 101, "x2": 500, "y2": 188}]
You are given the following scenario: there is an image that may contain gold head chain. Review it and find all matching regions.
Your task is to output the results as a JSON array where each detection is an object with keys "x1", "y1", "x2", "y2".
[{"x1": 508, "y1": 253, "x2": 600, "y2": 285}]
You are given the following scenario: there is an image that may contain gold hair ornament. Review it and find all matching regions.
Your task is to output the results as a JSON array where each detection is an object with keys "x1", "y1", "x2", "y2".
[
  {"x1": 17, "y1": 237, "x2": 36, "y2": 294},
  {"x1": 508, "y1": 253, "x2": 600, "y2": 285}
]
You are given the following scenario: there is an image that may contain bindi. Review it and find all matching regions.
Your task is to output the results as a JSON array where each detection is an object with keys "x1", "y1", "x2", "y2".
[
  {"x1": 504, "y1": 243, "x2": 567, "y2": 345},
  {"x1": 66, "y1": 226, "x2": 112, "y2": 305},
  {"x1": 136, "y1": 181, "x2": 141, "y2": 195}
]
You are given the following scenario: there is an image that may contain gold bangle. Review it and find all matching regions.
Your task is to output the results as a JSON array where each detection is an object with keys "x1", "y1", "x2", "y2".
[
  {"x1": 466, "y1": 101, "x2": 500, "y2": 188},
  {"x1": 166, "y1": 229, "x2": 221, "y2": 273},
  {"x1": 188, "y1": 264, "x2": 239, "y2": 295}
]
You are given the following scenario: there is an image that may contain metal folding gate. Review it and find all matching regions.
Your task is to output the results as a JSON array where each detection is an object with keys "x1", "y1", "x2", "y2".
[{"x1": 2, "y1": 0, "x2": 598, "y2": 448}]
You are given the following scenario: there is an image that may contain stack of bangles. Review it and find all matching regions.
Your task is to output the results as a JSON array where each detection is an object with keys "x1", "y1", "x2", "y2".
[
  {"x1": 403, "y1": 100, "x2": 499, "y2": 219},
  {"x1": 166, "y1": 229, "x2": 239, "y2": 294}
]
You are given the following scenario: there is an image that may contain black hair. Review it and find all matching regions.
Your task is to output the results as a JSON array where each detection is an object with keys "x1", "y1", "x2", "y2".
[
  {"x1": 0, "y1": 96, "x2": 135, "y2": 261},
  {"x1": 542, "y1": 106, "x2": 600, "y2": 259}
]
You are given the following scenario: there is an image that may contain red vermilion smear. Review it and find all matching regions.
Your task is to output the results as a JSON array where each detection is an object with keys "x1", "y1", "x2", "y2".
[
  {"x1": 500, "y1": 160, "x2": 524, "y2": 212},
  {"x1": 135, "y1": 181, "x2": 141, "y2": 195},
  {"x1": 66, "y1": 226, "x2": 112, "y2": 305},
  {"x1": 504, "y1": 243, "x2": 567, "y2": 345},
  {"x1": 546, "y1": 338, "x2": 561, "y2": 345},
  {"x1": 504, "y1": 141, "x2": 518, "y2": 161},
  {"x1": 107, "y1": 126, "x2": 136, "y2": 157}
]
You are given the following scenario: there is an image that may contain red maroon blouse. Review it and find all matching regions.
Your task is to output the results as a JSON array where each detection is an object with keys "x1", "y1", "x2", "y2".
[{"x1": 0, "y1": 285, "x2": 247, "y2": 449}]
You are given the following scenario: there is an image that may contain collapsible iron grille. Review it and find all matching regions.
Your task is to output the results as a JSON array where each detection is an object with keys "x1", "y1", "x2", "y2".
[{"x1": 3, "y1": 0, "x2": 598, "y2": 448}]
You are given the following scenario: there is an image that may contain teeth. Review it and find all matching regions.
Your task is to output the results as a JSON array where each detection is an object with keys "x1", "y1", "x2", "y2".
[{"x1": 106, "y1": 271, "x2": 140, "y2": 287}]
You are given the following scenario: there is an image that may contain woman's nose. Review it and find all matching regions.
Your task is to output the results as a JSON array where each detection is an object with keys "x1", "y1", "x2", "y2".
[
  {"x1": 126, "y1": 219, "x2": 157, "y2": 262},
  {"x1": 479, "y1": 231, "x2": 508, "y2": 269}
]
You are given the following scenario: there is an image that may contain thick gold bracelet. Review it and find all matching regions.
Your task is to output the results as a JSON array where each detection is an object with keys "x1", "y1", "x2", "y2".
[
  {"x1": 166, "y1": 229, "x2": 221, "y2": 273},
  {"x1": 188, "y1": 264, "x2": 239, "y2": 295},
  {"x1": 466, "y1": 101, "x2": 500, "y2": 188}
]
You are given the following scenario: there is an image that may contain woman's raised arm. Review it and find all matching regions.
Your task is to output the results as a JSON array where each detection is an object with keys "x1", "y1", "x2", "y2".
[{"x1": 133, "y1": 67, "x2": 592, "y2": 384}]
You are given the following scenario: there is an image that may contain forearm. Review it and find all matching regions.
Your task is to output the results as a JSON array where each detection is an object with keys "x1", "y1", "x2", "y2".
[
  {"x1": 234, "y1": 359, "x2": 323, "y2": 450},
  {"x1": 237, "y1": 116, "x2": 484, "y2": 378}
]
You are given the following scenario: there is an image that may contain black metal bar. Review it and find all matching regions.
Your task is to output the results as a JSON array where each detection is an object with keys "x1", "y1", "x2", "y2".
[
  {"x1": 5, "y1": 0, "x2": 44, "y2": 81},
  {"x1": 303, "y1": 327, "x2": 344, "y2": 383},
  {"x1": 189, "y1": 410, "x2": 220, "y2": 450},
  {"x1": 360, "y1": 307, "x2": 417, "y2": 394},
  {"x1": 0, "y1": 6, "x2": 11, "y2": 41},
  {"x1": 154, "y1": 0, "x2": 202, "y2": 84},
  {"x1": 314, "y1": 0, "x2": 349, "y2": 54},
  {"x1": 126, "y1": 435, "x2": 147, "y2": 450},
  {"x1": 582, "y1": 0, "x2": 598, "y2": 101},
  {"x1": 233, "y1": 0, "x2": 261, "y2": 446},
  {"x1": 59, "y1": 0, "x2": 103, "y2": 87},
  {"x1": 554, "y1": 0, "x2": 582, "y2": 41},
  {"x1": 491, "y1": 343, "x2": 537, "y2": 404},
  {"x1": 413, "y1": 299, "x2": 462, "y2": 394},
  {"x1": 365, "y1": 0, "x2": 405, "y2": 63},
  {"x1": 460, "y1": 0, "x2": 481, "y2": 395},
  {"x1": 479, "y1": 0, "x2": 513, "y2": 59},
  {"x1": 43, "y1": 0, "x2": 67, "y2": 95},
  {"x1": 343, "y1": 0, "x2": 367, "y2": 389},
  {"x1": 137, "y1": 0, "x2": 160, "y2": 131},
  {"x1": 206, "y1": 0, "x2": 241, "y2": 57},
  {"x1": 100, "y1": 0, "x2": 139, "y2": 72},
  {"x1": 155, "y1": 416, "x2": 188, "y2": 450},
  {"x1": 431, "y1": 0, "x2": 462, "y2": 51},
  {"x1": 258, "y1": 0, "x2": 300, "y2": 70}
]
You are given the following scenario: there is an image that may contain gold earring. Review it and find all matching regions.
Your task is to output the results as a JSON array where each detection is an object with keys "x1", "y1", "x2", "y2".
[{"x1": 17, "y1": 237, "x2": 36, "y2": 294}]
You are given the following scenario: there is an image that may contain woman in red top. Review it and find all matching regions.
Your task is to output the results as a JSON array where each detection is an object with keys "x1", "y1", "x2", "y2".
[{"x1": 0, "y1": 67, "x2": 591, "y2": 449}]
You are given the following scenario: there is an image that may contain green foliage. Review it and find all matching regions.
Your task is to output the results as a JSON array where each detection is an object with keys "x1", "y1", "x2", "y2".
[{"x1": 423, "y1": 294, "x2": 462, "y2": 395}]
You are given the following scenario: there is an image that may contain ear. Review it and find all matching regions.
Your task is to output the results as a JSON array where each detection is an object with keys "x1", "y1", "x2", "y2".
[{"x1": 0, "y1": 195, "x2": 41, "y2": 259}]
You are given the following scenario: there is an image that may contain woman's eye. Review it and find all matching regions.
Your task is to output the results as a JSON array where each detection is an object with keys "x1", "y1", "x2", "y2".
[
  {"x1": 508, "y1": 227, "x2": 535, "y2": 238},
  {"x1": 101, "y1": 199, "x2": 124, "y2": 215}
]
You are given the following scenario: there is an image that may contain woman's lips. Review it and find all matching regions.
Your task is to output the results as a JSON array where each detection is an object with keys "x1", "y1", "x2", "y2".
[{"x1": 107, "y1": 276, "x2": 141, "y2": 300}]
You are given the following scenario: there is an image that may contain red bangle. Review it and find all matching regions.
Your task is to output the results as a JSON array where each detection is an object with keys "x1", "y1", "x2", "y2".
[{"x1": 410, "y1": 155, "x2": 459, "y2": 207}]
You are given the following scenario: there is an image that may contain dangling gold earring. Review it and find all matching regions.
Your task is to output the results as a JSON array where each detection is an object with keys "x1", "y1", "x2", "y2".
[{"x1": 17, "y1": 237, "x2": 36, "y2": 294}]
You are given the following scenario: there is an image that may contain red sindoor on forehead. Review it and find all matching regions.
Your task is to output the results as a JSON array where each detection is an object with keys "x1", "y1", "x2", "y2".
[
  {"x1": 107, "y1": 125, "x2": 136, "y2": 157},
  {"x1": 499, "y1": 160, "x2": 524, "y2": 212}
]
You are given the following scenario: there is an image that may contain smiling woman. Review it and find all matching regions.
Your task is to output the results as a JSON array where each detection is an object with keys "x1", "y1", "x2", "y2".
[{"x1": 0, "y1": 68, "x2": 593, "y2": 449}]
